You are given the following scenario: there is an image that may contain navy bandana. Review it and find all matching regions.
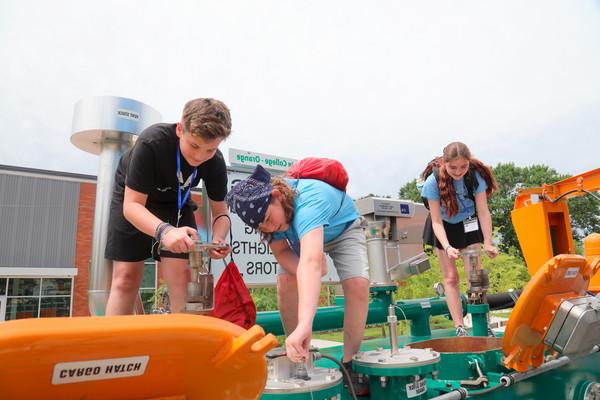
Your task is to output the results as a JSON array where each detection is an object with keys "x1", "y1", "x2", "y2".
[{"x1": 226, "y1": 165, "x2": 272, "y2": 229}]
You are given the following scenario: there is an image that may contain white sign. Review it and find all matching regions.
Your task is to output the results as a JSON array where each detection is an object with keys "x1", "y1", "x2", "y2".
[
  {"x1": 406, "y1": 377, "x2": 427, "y2": 398},
  {"x1": 211, "y1": 168, "x2": 340, "y2": 286},
  {"x1": 229, "y1": 148, "x2": 297, "y2": 172},
  {"x1": 373, "y1": 198, "x2": 415, "y2": 217},
  {"x1": 52, "y1": 356, "x2": 149, "y2": 384}
]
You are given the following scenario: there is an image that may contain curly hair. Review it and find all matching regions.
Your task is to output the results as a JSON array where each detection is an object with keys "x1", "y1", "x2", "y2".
[
  {"x1": 271, "y1": 176, "x2": 296, "y2": 223},
  {"x1": 422, "y1": 142, "x2": 497, "y2": 217}
]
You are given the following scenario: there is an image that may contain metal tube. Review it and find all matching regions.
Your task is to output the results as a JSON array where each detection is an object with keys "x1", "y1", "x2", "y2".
[
  {"x1": 88, "y1": 135, "x2": 132, "y2": 316},
  {"x1": 428, "y1": 388, "x2": 468, "y2": 400},
  {"x1": 388, "y1": 304, "x2": 399, "y2": 354},
  {"x1": 500, "y1": 356, "x2": 570, "y2": 387}
]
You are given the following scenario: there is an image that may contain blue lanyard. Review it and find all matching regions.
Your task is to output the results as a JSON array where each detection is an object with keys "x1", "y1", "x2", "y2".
[
  {"x1": 456, "y1": 180, "x2": 470, "y2": 212},
  {"x1": 176, "y1": 144, "x2": 197, "y2": 226}
]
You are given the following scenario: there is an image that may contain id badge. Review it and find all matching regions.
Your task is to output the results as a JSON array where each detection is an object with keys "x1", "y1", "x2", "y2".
[{"x1": 463, "y1": 216, "x2": 479, "y2": 233}]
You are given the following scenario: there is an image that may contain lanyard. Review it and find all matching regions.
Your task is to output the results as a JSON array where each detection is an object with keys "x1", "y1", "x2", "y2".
[
  {"x1": 456, "y1": 179, "x2": 472, "y2": 214},
  {"x1": 176, "y1": 144, "x2": 197, "y2": 226}
]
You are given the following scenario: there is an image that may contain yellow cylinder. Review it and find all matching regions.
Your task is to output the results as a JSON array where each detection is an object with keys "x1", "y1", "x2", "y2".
[
  {"x1": 584, "y1": 233, "x2": 600, "y2": 258},
  {"x1": 585, "y1": 233, "x2": 600, "y2": 292}
]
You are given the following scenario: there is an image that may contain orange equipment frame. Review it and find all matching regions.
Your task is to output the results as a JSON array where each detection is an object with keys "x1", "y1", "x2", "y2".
[{"x1": 511, "y1": 167, "x2": 600, "y2": 291}]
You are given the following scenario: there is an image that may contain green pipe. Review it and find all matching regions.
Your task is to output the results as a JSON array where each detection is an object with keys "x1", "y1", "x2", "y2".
[
  {"x1": 256, "y1": 287, "x2": 465, "y2": 337},
  {"x1": 467, "y1": 303, "x2": 490, "y2": 337}
]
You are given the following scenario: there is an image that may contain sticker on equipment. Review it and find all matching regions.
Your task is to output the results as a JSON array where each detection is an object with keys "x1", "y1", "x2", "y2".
[
  {"x1": 564, "y1": 267, "x2": 579, "y2": 279},
  {"x1": 52, "y1": 356, "x2": 149, "y2": 384},
  {"x1": 406, "y1": 377, "x2": 427, "y2": 398}
]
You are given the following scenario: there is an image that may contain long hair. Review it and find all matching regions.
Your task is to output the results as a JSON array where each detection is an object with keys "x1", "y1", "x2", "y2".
[
  {"x1": 271, "y1": 176, "x2": 295, "y2": 223},
  {"x1": 425, "y1": 142, "x2": 497, "y2": 217}
]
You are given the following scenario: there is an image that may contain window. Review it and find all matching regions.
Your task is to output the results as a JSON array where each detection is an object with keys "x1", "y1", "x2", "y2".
[
  {"x1": 8, "y1": 278, "x2": 40, "y2": 297},
  {"x1": 6, "y1": 298, "x2": 39, "y2": 320},
  {"x1": 0, "y1": 278, "x2": 6, "y2": 295},
  {"x1": 3, "y1": 278, "x2": 72, "y2": 321}
]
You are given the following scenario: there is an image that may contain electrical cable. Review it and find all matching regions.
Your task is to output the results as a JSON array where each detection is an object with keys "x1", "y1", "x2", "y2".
[
  {"x1": 583, "y1": 189, "x2": 600, "y2": 202},
  {"x1": 317, "y1": 354, "x2": 359, "y2": 400},
  {"x1": 264, "y1": 351, "x2": 358, "y2": 400}
]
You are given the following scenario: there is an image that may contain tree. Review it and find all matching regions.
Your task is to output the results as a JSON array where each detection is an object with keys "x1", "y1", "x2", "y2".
[
  {"x1": 398, "y1": 179, "x2": 422, "y2": 203},
  {"x1": 569, "y1": 196, "x2": 600, "y2": 240}
]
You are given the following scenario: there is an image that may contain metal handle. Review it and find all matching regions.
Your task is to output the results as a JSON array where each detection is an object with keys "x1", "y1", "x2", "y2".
[{"x1": 161, "y1": 240, "x2": 230, "y2": 252}]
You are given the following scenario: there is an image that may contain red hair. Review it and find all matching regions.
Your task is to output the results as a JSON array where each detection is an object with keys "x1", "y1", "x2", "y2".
[{"x1": 421, "y1": 142, "x2": 497, "y2": 217}]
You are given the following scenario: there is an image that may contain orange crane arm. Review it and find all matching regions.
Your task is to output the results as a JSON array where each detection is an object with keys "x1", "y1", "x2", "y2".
[{"x1": 514, "y1": 168, "x2": 600, "y2": 209}]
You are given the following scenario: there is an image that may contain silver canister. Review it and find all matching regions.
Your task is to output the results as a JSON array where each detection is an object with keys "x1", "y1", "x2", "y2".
[{"x1": 184, "y1": 243, "x2": 214, "y2": 314}]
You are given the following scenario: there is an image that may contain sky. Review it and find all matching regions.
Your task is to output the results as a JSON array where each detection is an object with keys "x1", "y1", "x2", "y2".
[{"x1": 1, "y1": 0, "x2": 599, "y2": 198}]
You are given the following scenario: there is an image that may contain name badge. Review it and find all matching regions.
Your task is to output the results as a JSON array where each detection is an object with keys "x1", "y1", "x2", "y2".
[{"x1": 463, "y1": 216, "x2": 479, "y2": 233}]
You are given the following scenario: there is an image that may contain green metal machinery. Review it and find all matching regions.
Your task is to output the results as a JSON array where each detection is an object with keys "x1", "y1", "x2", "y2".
[{"x1": 256, "y1": 197, "x2": 600, "y2": 400}]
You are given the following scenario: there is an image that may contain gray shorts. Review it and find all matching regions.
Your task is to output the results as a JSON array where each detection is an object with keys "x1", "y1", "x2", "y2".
[
  {"x1": 324, "y1": 218, "x2": 369, "y2": 281},
  {"x1": 279, "y1": 218, "x2": 369, "y2": 281}
]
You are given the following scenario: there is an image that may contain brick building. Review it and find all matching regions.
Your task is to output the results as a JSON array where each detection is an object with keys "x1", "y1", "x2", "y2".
[{"x1": 0, "y1": 164, "x2": 203, "y2": 321}]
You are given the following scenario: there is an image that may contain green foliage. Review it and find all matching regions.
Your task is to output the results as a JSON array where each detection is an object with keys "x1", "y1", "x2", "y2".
[
  {"x1": 569, "y1": 196, "x2": 600, "y2": 241},
  {"x1": 398, "y1": 178, "x2": 422, "y2": 203},
  {"x1": 250, "y1": 285, "x2": 337, "y2": 312},
  {"x1": 146, "y1": 279, "x2": 169, "y2": 311},
  {"x1": 250, "y1": 288, "x2": 279, "y2": 311},
  {"x1": 395, "y1": 251, "x2": 530, "y2": 300}
]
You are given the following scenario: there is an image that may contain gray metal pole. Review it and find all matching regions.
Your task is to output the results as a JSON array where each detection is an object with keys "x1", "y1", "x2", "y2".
[{"x1": 71, "y1": 96, "x2": 161, "y2": 316}]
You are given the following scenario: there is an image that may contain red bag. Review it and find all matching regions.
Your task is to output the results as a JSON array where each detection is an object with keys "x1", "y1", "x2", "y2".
[
  {"x1": 210, "y1": 260, "x2": 256, "y2": 329},
  {"x1": 286, "y1": 157, "x2": 349, "y2": 191}
]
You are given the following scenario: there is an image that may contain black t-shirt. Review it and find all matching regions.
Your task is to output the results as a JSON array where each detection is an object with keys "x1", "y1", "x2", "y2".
[{"x1": 111, "y1": 123, "x2": 228, "y2": 210}]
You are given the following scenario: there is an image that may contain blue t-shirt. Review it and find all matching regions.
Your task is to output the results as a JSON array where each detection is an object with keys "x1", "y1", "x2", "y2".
[
  {"x1": 273, "y1": 178, "x2": 359, "y2": 253},
  {"x1": 420, "y1": 171, "x2": 487, "y2": 224}
]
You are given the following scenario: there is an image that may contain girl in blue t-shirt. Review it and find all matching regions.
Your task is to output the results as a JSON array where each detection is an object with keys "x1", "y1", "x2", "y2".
[{"x1": 420, "y1": 142, "x2": 498, "y2": 337}]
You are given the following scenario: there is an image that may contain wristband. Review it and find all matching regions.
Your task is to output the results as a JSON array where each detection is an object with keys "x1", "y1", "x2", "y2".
[
  {"x1": 159, "y1": 225, "x2": 174, "y2": 242},
  {"x1": 155, "y1": 222, "x2": 174, "y2": 242},
  {"x1": 154, "y1": 222, "x2": 168, "y2": 241},
  {"x1": 444, "y1": 245, "x2": 451, "y2": 254}
]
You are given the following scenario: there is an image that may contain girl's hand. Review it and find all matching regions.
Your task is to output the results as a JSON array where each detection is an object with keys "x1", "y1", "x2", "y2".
[
  {"x1": 162, "y1": 226, "x2": 197, "y2": 253},
  {"x1": 484, "y1": 243, "x2": 498, "y2": 259},
  {"x1": 445, "y1": 245, "x2": 460, "y2": 260}
]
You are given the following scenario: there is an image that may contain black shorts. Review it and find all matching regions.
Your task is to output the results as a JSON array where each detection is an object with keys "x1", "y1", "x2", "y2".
[
  {"x1": 105, "y1": 203, "x2": 196, "y2": 262},
  {"x1": 422, "y1": 213, "x2": 483, "y2": 250}
]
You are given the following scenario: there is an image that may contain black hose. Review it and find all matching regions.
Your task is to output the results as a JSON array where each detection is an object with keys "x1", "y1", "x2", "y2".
[
  {"x1": 543, "y1": 189, "x2": 580, "y2": 203},
  {"x1": 317, "y1": 354, "x2": 359, "y2": 400},
  {"x1": 583, "y1": 189, "x2": 600, "y2": 202},
  {"x1": 487, "y1": 290, "x2": 522, "y2": 310}
]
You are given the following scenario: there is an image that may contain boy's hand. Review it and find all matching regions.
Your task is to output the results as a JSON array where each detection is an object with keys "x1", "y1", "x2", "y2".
[
  {"x1": 162, "y1": 226, "x2": 197, "y2": 253},
  {"x1": 285, "y1": 323, "x2": 312, "y2": 363}
]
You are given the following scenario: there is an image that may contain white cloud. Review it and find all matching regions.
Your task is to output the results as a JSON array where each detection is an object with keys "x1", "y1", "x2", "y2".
[{"x1": 1, "y1": 0, "x2": 599, "y2": 197}]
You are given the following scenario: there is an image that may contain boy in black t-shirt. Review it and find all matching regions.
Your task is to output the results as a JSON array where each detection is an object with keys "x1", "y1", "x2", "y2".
[{"x1": 105, "y1": 98, "x2": 232, "y2": 315}]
